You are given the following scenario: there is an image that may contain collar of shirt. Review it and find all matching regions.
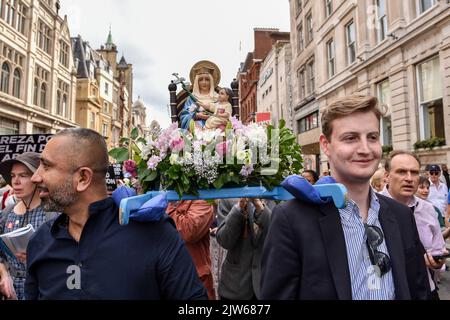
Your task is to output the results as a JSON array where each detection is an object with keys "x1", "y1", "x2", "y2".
[
  {"x1": 339, "y1": 188, "x2": 380, "y2": 224},
  {"x1": 380, "y1": 186, "x2": 418, "y2": 210},
  {"x1": 50, "y1": 197, "x2": 114, "y2": 239}
]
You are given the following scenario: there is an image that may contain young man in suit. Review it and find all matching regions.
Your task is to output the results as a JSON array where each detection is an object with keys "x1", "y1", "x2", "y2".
[{"x1": 260, "y1": 94, "x2": 430, "y2": 300}]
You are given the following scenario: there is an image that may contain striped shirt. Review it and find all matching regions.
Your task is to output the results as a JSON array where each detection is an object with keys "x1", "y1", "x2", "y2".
[
  {"x1": 1, "y1": 205, "x2": 48, "y2": 300},
  {"x1": 338, "y1": 189, "x2": 395, "y2": 300}
]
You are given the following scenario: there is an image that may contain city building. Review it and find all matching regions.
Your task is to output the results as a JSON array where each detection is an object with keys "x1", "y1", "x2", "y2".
[
  {"x1": 72, "y1": 30, "x2": 138, "y2": 149},
  {"x1": 289, "y1": 0, "x2": 320, "y2": 172},
  {"x1": 257, "y1": 39, "x2": 294, "y2": 129},
  {"x1": 132, "y1": 97, "x2": 149, "y2": 137},
  {"x1": 289, "y1": 0, "x2": 450, "y2": 171},
  {"x1": 0, "y1": 0, "x2": 77, "y2": 134},
  {"x1": 239, "y1": 28, "x2": 290, "y2": 124}
]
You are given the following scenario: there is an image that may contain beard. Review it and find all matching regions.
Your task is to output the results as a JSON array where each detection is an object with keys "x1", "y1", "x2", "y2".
[{"x1": 41, "y1": 179, "x2": 77, "y2": 212}]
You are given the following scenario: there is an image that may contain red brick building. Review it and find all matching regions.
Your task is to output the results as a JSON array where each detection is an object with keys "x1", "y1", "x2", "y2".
[{"x1": 239, "y1": 28, "x2": 290, "y2": 124}]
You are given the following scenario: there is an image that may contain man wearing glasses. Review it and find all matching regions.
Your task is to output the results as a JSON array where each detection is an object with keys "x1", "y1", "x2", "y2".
[
  {"x1": 261, "y1": 95, "x2": 430, "y2": 300},
  {"x1": 427, "y1": 165, "x2": 448, "y2": 227},
  {"x1": 381, "y1": 151, "x2": 446, "y2": 299}
]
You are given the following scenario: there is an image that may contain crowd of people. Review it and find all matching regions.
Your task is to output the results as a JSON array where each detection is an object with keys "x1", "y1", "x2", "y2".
[{"x1": 0, "y1": 89, "x2": 449, "y2": 300}]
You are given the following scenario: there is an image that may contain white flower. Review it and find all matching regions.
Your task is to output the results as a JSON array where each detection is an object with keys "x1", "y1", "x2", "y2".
[
  {"x1": 170, "y1": 154, "x2": 180, "y2": 165},
  {"x1": 141, "y1": 145, "x2": 153, "y2": 160},
  {"x1": 236, "y1": 150, "x2": 247, "y2": 161}
]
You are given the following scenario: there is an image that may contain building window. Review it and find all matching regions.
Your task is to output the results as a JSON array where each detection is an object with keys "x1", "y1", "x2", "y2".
[
  {"x1": 12, "y1": 68, "x2": 20, "y2": 98},
  {"x1": 377, "y1": 80, "x2": 392, "y2": 147},
  {"x1": 296, "y1": 0, "x2": 302, "y2": 14},
  {"x1": 33, "y1": 126, "x2": 47, "y2": 134},
  {"x1": 376, "y1": 0, "x2": 388, "y2": 43},
  {"x1": 33, "y1": 79, "x2": 39, "y2": 105},
  {"x1": 57, "y1": 80, "x2": 69, "y2": 117},
  {"x1": 5, "y1": 0, "x2": 14, "y2": 25},
  {"x1": 346, "y1": 21, "x2": 356, "y2": 64},
  {"x1": 40, "y1": 83, "x2": 46, "y2": 108},
  {"x1": 297, "y1": 23, "x2": 304, "y2": 53},
  {"x1": 90, "y1": 111, "x2": 95, "y2": 129},
  {"x1": 105, "y1": 82, "x2": 109, "y2": 95},
  {"x1": 15, "y1": 2, "x2": 26, "y2": 34},
  {"x1": 298, "y1": 111, "x2": 319, "y2": 133},
  {"x1": 103, "y1": 101, "x2": 109, "y2": 113},
  {"x1": 0, "y1": 116, "x2": 19, "y2": 134},
  {"x1": 102, "y1": 123, "x2": 108, "y2": 137},
  {"x1": 306, "y1": 13, "x2": 313, "y2": 44},
  {"x1": 327, "y1": 39, "x2": 335, "y2": 78},
  {"x1": 298, "y1": 69, "x2": 305, "y2": 100},
  {"x1": 37, "y1": 20, "x2": 51, "y2": 54},
  {"x1": 418, "y1": 0, "x2": 436, "y2": 13},
  {"x1": 1, "y1": 62, "x2": 10, "y2": 93},
  {"x1": 113, "y1": 105, "x2": 118, "y2": 120},
  {"x1": 325, "y1": 0, "x2": 333, "y2": 17},
  {"x1": 59, "y1": 40, "x2": 69, "y2": 67},
  {"x1": 307, "y1": 60, "x2": 315, "y2": 95},
  {"x1": 417, "y1": 56, "x2": 444, "y2": 140}
]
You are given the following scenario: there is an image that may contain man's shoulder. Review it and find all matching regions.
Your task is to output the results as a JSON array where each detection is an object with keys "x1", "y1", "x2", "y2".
[
  {"x1": 274, "y1": 198, "x2": 325, "y2": 219},
  {"x1": 376, "y1": 193, "x2": 415, "y2": 223}
]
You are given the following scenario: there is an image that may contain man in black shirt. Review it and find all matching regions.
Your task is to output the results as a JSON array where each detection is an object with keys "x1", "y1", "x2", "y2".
[{"x1": 26, "y1": 128, "x2": 207, "y2": 300}]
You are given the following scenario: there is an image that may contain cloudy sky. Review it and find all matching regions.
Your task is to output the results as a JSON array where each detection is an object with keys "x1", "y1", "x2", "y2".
[{"x1": 60, "y1": 0, "x2": 290, "y2": 128}]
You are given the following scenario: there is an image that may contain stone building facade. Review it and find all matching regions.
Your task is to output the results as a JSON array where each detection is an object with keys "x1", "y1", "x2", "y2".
[
  {"x1": 0, "y1": 0, "x2": 77, "y2": 134},
  {"x1": 289, "y1": 0, "x2": 450, "y2": 172}
]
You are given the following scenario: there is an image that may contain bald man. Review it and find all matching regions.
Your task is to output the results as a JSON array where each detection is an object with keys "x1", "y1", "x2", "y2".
[{"x1": 26, "y1": 128, "x2": 207, "y2": 300}]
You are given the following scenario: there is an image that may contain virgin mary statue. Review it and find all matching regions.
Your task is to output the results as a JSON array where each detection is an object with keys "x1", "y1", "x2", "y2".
[{"x1": 180, "y1": 60, "x2": 221, "y2": 130}]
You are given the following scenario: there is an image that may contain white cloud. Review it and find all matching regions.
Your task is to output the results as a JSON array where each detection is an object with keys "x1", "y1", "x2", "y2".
[{"x1": 60, "y1": 0, "x2": 290, "y2": 129}]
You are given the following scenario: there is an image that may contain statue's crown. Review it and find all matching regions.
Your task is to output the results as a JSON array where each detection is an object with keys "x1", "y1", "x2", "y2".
[{"x1": 193, "y1": 66, "x2": 215, "y2": 76}]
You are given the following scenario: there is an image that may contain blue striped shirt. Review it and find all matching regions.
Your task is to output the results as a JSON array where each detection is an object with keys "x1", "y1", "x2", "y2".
[{"x1": 338, "y1": 189, "x2": 395, "y2": 300}]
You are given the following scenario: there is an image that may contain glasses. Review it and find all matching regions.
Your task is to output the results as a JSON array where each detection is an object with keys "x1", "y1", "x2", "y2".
[
  {"x1": 429, "y1": 171, "x2": 440, "y2": 176},
  {"x1": 364, "y1": 224, "x2": 391, "y2": 277}
]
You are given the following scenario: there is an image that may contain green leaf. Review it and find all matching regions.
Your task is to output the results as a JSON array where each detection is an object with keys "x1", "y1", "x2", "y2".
[
  {"x1": 119, "y1": 137, "x2": 130, "y2": 144},
  {"x1": 131, "y1": 128, "x2": 139, "y2": 140},
  {"x1": 108, "y1": 147, "x2": 130, "y2": 162},
  {"x1": 190, "y1": 120, "x2": 196, "y2": 135},
  {"x1": 136, "y1": 137, "x2": 147, "y2": 145},
  {"x1": 144, "y1": 170, "x2": 158, "y2": 182},
  {"x1": 278, "y1": 119, "x2": 286, "y2": 129}
]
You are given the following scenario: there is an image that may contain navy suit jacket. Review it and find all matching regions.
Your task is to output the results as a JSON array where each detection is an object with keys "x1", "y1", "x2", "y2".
[{"x1": 260, "y1": 194, "x2": 430, "y2": 300}]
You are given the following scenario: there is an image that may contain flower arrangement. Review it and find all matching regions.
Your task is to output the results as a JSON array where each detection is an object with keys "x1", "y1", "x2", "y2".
[{"x1": 109, "y1": 118, "x2": 303, "y2": 198}]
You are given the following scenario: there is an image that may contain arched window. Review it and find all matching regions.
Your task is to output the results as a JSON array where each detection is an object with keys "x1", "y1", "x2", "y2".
[
  {"x1": 40, "y1": 83, "x2": 47, "y2": 108},
  {"x1": 33, "y1": 79, "x2": 39, "y2": 105},
  {"x1": 56, "y1": 91, "x2": 61, "y2": 115},
  {"x1": 1, "y1": 62, "x2": 10, "y2": 93},
  {"x1": 62, "y1": 94, "x2": 67, "y2": 117},
  {"x1": 12, "y1": 68, "x2": 21, "y2": 98}
]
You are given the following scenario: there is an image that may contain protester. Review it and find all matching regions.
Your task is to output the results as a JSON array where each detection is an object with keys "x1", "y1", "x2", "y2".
[
  {"x1": 370, "y1": 168, "x2": 386, "y2": 192},
  {"x1": 260, "y1": 94, "x2": 430, "y2": 300},
  {"x1": 382, "y1": 151, "x2": 446, "y2": 299},
  {"x1": 215, "y1": 198, "x2": 271, "y2": 300},
  {"x1": 0, "y1": 152, "x2": 59, "y2": 300},
  {"x1": 301, "y1": 170, "x2": 319, "y2": 185},
  {"x1": 166, "y1": 200, "x2": 215, "y2": 300},
  {"x1": 26, "y1": 128, "x2": 207, "y2": 299},
  {"x1": 428, "y1": 165, "x2": 448, "y2": 228}
]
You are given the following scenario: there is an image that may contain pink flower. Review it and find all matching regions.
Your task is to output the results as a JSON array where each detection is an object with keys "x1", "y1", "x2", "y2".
[
  {"x1": 147, "y1": 156, "x2": 161, "y2": 170},
  {"x1": 215, "y1": 141, "x2": 229, "y2": 157},
  {"x1": 170, "y1": 136, "x2": 185, "y2": 152},
  {"x1": 123, "y1": 160, "x2": 137, "y2": 178},
  {"x1": 230, "y1": 116, "x2": 244, "y2": 130}
]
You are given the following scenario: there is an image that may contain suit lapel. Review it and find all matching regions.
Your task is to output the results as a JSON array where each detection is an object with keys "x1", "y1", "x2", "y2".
[
  {"x1": 319, "y1": 203, "x2": 352, "y2": 300},
  {"x1": 377, "y1": 196, "x2": 411, "y2": 299}
]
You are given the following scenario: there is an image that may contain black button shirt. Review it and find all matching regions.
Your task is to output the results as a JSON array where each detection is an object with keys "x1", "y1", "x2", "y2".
[{"x1": 25, "y1": 197, "x2": 207, "y2": 300}]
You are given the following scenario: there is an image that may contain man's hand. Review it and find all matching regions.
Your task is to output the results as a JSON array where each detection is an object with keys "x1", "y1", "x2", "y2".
[
  {"x1": 15, "y1": 252, "x2": 26, "y2": 264},
  {"x1": 425, "y1": 252, "x2": 446, "y2": 270},
  {"x1": 0, "y1": 273, "x2": 16, "y2": 300},
  {"x1": 251, "y1": 199, "x2": 265, "y2": 213}
]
